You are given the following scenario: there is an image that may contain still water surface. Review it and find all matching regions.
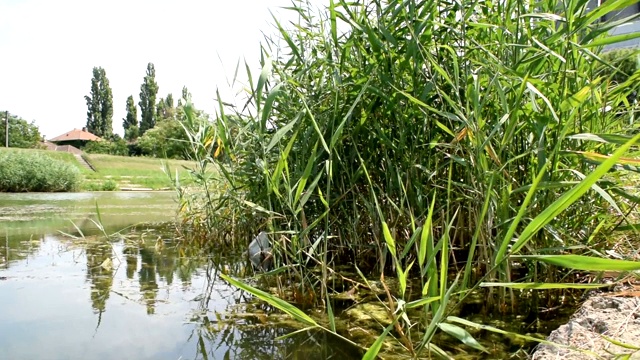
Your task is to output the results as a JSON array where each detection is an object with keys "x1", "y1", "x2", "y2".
[{"x1": 0, "y1": 192, "x2": 357, "y2": 360}]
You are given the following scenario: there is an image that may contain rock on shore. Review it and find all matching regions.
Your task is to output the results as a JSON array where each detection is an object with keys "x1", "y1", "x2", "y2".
[{"x1": 532, "y1": 296, "x2": 640, "y2": 359}]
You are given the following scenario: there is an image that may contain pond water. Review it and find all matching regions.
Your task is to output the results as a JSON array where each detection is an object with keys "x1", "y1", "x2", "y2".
[{"x1": 0, "y1": 192, "x2": 359, "y2": 360}]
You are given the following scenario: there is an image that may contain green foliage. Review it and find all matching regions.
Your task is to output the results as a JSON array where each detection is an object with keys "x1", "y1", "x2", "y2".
[
  {"x1": 84, "y1": 179, "x2": 118, "y2": 191},
  {"x1": 137, "y1": 122, "x2": 181, "y2": 158},
  {"x1": 156, "y1": 94, "x2": 176, "y2": 122},
  {"x1": 124, "y1": 125, "x2": 140, "y2": 142},
  {"x1": 139, "y1": 63, "x2": 159, "y2": 135},
  {"x1": 0, "y1": 150, "x2": 80, "y2": 192},
  {"x1": 202, "y1": 0, "x2": 640, "y2": 274},
  {"x1": 0, "y1": 112, "x2": 42, "y2": 148},
  {"x1": 123, "y1": 95, "x2": 138, "y2": 140},
  {"x1": 600, "y1": 49, "x2": 640, "y2": 85},
  {"x1": 181, "y1": 87, "x2": 191, "y2": 103},
  {"x1": 138, "y1": 100, "x2": 208, "y2": 159},
  {"x1": 84, "y1": 67, "x2": 113, "y2": 137},
  {"x1": 83, "y1": 138, "x2": 128, "y2": 156},
  {"x1": 101, "y1": 179, "x2": 118, "y2": 191}
]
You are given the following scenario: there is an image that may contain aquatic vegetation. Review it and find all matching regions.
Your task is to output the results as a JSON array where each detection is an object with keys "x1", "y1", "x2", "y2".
[{"x1": 177, "y1": 0, "x2": 640, "y2": 357}]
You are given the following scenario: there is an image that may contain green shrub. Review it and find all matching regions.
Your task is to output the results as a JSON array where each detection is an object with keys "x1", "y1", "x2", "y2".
[
  {"x1": 600, "y1": 49, "x2": 640, "y2": 85},
  {"x1": 84, "y1": 179, "x2": 118, "y2": 191},
  {"x1": 137, "y1": 105, "x2": 210, "y2": 159},
  {"x1": 0, "y1": 150, "x2": 81, "y2": 192},
  {"x1": 100, "y1": 179, "x2": 118, "y2": 191},
  {"x1": 84, "y1": 138, "x2": 128, "y2": 156}
]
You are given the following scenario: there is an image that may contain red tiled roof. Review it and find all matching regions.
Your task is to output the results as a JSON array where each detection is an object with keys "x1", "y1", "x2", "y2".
[{"x1": 49, "y1": 128, "x2": 102, "y2": 142}]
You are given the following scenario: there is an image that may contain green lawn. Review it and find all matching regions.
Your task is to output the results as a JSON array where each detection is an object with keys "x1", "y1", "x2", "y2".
[
  {"x1": 0, "y1": 147, "x2": 199, "y2": 191},
  {"x1": 83, "y1": 153, "x2": 197, "y2": 190}
]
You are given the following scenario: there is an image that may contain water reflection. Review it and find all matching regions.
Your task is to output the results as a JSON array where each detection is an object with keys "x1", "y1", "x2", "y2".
[
  {"x1": 86, "y1": 239, "x2": 113, "y2": 316},
  {"x1": 0, "y1": 224, "x2": 358, "y2": 359},
  {"x1": 0, "y1": 191, "x2": 178, "y2": 238},
  {"x1": 191, "y1": 320, "x2": 361, "y2": 360}
]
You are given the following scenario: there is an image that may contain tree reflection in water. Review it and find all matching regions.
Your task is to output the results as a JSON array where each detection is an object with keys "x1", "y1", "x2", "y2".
[
  {"x1": 138, "y1": 246, "x2": 159, "y2": 315},
  {"x1": 85, "y1": 240, "x2": 113, "y2": 322},
  {"x1": 187, "y1": 262, "x2": 363, "y2": 360},
  {"x1": 4, "y1": 224, "x2": 363, "y2": 359},
  {"x1": 85, "y1": 226, "x2": 209, "y2": 321},
  {"x1": 191, "y1": 320, "x2": 362, "y2": 360}
]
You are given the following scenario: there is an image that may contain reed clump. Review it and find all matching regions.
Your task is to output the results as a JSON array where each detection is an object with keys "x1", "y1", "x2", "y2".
[{"x1": 178, "y1": 0, "x2": 640, "y2": 356}]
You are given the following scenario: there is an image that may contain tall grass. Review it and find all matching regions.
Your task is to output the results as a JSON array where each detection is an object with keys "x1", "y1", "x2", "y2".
[{"x1": 179, "y1": 0, "x2": 640, "y2": 356}]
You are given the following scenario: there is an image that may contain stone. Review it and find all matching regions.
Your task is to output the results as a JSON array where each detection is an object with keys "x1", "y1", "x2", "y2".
[{"x1": 532, "y1": 296, "x2": 640, "y2": 359}]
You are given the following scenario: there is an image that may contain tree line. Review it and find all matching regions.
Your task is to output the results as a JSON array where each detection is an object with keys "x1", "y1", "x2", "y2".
[
  {"x1": 0, "y1": 112, "x2": 42, "y2": 148},
  {"x1": 85, "y1": 62, "x2": 158, "y2": 140},
  {"x1": 84, "y1": 63, "x2": 206, "y2": 159}
]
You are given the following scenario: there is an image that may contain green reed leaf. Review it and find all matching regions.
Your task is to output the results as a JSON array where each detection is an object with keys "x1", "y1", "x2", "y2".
[
  {"x1": 220, "y1": 274, "x2": 318, "y2": 327},
  {"x1": 362, "y1": 321, "x2": 396, "y2": 360},
  {"x1": 419, "y1": 193, "x2": 436, "y2": 268},
  {"x1": 517, "y1": 255, "x2": 640, "y2": 271},
  {"x1": 382, "y1": 222, "x2": 396, "y2": 259},
  {"x1": 480, "y1": 282, "x2": 611, "y2": 289},
  {"x1": 438, "y1": 323, "x2": 488, "y2": 353},
  {"x1": 511, "y1": 132, "x2": 640, "y2": 255},
  {"x1": 568, "y1": 133, "x2": 639, "y2": 145},
  {"x1": 584, "y1": 32, "x2": 640, "y2": 48}
]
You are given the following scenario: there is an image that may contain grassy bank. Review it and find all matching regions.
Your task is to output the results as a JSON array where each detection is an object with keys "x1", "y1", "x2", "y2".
[
  {"x1": 82, "y1": 153, "x2": 196, "y2": 190},
  {"x1": 176, "y1": 0, "x2": 640, "y2": 357},
  {"x1": 0, "y1": 147, "x2": 86, "y2": 170},
  {"x1": 0, "y1": 148, "x2": 196, "y2": 191}
]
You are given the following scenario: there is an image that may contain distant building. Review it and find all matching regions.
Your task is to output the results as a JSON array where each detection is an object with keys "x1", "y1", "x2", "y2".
[{"x1": 49, "y1": 127, "x2": 102, "y2": 149}]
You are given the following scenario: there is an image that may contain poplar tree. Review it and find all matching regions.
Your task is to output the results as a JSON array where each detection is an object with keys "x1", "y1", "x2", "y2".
[
  {"x1": 99, "y1": 70, "x2": 113, "y2": 137},
  {"x1": 123, "y1": 95, "x2": 139, "y2": 141},
  {"x1": 139, "y1": 63, "x2": 158, "y2": 135},
  {"x1": 156, "y1": 93, "x2": 176, "y2": 122},
  {"x1": 84, "y1": 67, "x2": 113, "y2": 137}
]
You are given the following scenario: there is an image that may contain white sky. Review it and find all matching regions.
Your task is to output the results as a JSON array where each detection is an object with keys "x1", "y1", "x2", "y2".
[{"x1": 0, "y1": 0, "x2": 322, "y2": 139}]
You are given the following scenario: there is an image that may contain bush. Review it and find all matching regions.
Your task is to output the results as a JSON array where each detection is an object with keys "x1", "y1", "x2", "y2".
[
  {"x1": 600, "y1": 49, "x2": 640, "y2": 85},
  {"x1": 100, "y1": 179, "x2": 118, "y2": 191},
  {"x1": 137, "y1": 104, "x2": 210, "y2": 159},
  {"x1": 84, "y1": 138, "x2": 128, "y2": 156},
  {"x1": 0, "y1": 150, "x2": 81, "y2": 192},
  {"x1": 84, "y1": 179, "x2": 118, "y2": 191},
  {"x1": 138, "y1": 119, "x2": 189, "y2": 159}
]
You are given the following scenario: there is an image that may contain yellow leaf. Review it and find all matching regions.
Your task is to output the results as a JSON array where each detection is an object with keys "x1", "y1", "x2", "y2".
[{"x1": 214, "y1": 138, "x2": 223, "y2": 158}]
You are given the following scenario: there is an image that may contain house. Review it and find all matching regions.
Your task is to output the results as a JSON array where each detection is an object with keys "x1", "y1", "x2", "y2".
[{"x1": 49, "y1": 127, "x2": 102, "y2": 150}]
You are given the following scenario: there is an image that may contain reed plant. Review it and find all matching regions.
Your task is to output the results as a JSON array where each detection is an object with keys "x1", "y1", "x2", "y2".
[{"x1": 179, "y1": 0, "x2": 640, "y2": 356}]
